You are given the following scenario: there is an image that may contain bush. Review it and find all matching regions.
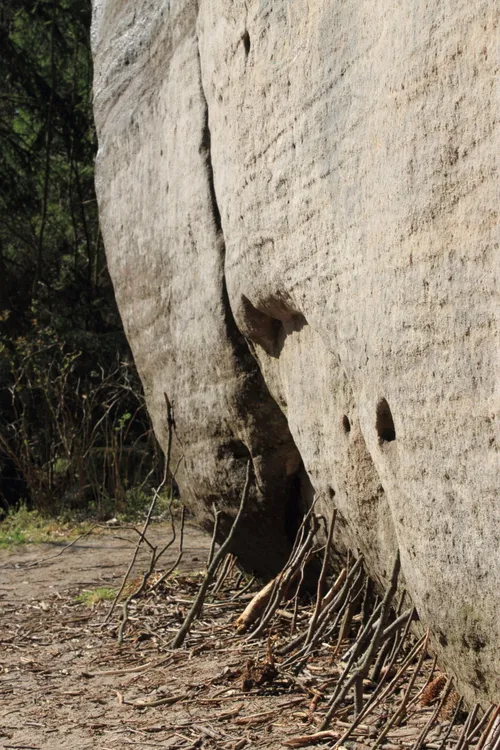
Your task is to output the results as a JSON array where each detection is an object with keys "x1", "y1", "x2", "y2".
[{"x1": 0, "y1": 321, "x2": 163, "y2": 517}]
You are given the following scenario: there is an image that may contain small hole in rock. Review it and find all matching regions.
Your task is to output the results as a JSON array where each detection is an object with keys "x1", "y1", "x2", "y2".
[
  {"x1": 376, "y1": 398, "x2": 396, "y2": 443},
  {"x1": 342, "y1": 415, "x2": 351, "y2": 434},
  {"x1": 328, "y1": 486, "x2": 335, "y2": 499},
  {"x1": 242, "y1": 30, "x2": 251, "y2": 56}
]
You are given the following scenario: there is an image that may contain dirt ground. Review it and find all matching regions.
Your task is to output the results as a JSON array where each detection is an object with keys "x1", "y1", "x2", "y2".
[
  {"x1": 0, "y1": 523, "x2": 318, "y2": 750},
  {"x1": 0, "y1": 523, "x2": 484, "y2": 750}
]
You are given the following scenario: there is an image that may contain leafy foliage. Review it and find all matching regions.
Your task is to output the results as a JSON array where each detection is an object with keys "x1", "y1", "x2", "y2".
[
  {"x1": 0, "y1": 503, "x2": 94, "y2": 548},
  {"x1": 0, "y1": 1, "x2": 162, "y2": 516}
]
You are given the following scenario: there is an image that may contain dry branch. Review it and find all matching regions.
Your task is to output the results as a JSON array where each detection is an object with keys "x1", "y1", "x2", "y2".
[
  {"x1": 320, "y1": 551, "x2": 401, "y2": 729},
  {"x1": 171, "y1": 460, "x2": 252, "y2": 648},
  {"x1": 235, "y1": 578, "x2": 276, "y2": 634},
  {"x1": 305, "y1": 509, "x2": 337, "y2": 645},
  {"x1": 104, "y1": 395, "x2": 175, "y2": 626},
  {"x1": 409, "y1": 678, "x2": 454, "y2": 750},
  {"x1": 23, "y1": 525, "x2": 97, "y2": 568},
  {"x1": 283, "y1": 730, "x2": 340, "y2": 747},
  {"x1": 150, "y1": 506, "x2": 186, "y2": 590},
  {"x1": 281, "y1": 556, "x2": 364, "y2": 669},
  {"x1": 476, "y1": 704, "x2": 500, "y2": 750}
]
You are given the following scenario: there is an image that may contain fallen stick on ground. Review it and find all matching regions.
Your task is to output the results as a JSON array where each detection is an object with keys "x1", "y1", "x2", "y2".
[
  {"x1": 81, "y1": 654, "x2": 174, "y2": 678},
  {"x1": 21, "y1": 525, "x2": 97, "y2": 569},
  {"x1": 234, "y1": 578, "x2": 276, "y2": 633},
  {"x1": 283, "y1": 730, "x2": 340, "y2": 747},
  {"x1": 234, "y1": 698, "x2": 305, "y2": 726},
  {"x1": 123, "y1": 693, "x2": 187, "y2": 708}
]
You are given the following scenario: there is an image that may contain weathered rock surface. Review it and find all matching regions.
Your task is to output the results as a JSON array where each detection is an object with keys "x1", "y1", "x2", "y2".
[{"x1": 92, "y1": 0, "x2": 499, "y2": 704}]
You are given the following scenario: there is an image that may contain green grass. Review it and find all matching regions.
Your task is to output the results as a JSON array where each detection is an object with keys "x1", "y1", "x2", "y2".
[
  {"x1": 74, "y1": 587, "x2": 116, "y2": 607},
  {"x1": 115, "y1": 488, "x2": 179, "y2": 522},
  {"x1": 0, "y1": 504, "x2": 94, "y2": 549},
  {"x1": 0, "y1": 490, "x2": 182, "y2": 550}
]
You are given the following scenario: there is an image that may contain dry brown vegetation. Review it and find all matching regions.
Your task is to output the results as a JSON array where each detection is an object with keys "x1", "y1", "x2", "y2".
[{"x1": 1, "y1": 519, "x2": 499, "y2": 750}]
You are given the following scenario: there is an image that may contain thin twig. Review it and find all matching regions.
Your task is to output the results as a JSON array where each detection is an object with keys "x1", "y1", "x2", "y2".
[
  {"x1": 409, "y1": 678, "x2": 454, "y2": 750},
  {"x1": 436, "y1": 696, "x2": 464, "y2": 750},
  {"x1": 171, "y1": 460, "x2": 252, "y2": 648},
  {"x1": 466, "y1": 706, "x2": 495, "y2": 746},
  {"x1": 23, "y1": 525, "x2": 97, "y2": 568},
  {"x1": 104, "y1": 398, "x2": 174, "y2": 625},
  {"x1": 207, "y1": 502, "x2": 221, "y2": 568},
  {"x1": 247, "y1": 516, "x2": 320, "y2": 641},
  {"x1": 150, "y1": 506, "x2": 186, "y2": 590},
  {"x1": 337, "y1": 611, "x2": 422, "y2": 749},
  {"x1": 305, "y1": 510, "x2": 337, "y2": 645},
  {"x1": 476, "y1": 705, "x2": 500, "y2": 750},
  {"x1": 372, "y1": 621, "x2": 429, "y2": 747},
  {"x1": 320, "y1": 551, "x2": 401, "y2": 729}
]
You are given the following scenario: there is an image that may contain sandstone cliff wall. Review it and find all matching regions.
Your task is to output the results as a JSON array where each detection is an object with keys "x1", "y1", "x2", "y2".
[{"x1": 92, "y1": 0, "x2": 499, "y2": 704}]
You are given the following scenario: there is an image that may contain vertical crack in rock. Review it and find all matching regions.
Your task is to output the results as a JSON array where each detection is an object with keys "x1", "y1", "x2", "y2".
[
  {"x1": 194, "y1": 35, "x2": 275, "y2": 374},
  {"x1": 195, "y1": 41, "x2": 253, "y2": 368},
  {"x1": 194, "y1": 34, "x2": 310, "y2": 564},
  {"x1": 199, "y1": 95, "x2": 222, "y2": 235}
]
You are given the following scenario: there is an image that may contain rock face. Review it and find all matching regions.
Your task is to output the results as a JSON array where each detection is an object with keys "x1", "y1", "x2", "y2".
[{"x1": 92, "y1": 0, "x2": 499, "y2": 704}]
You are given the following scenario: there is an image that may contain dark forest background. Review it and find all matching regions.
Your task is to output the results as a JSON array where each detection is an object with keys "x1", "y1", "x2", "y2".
[{"x1": 0, "y1": 0, "x2": 162, "y2": 519}]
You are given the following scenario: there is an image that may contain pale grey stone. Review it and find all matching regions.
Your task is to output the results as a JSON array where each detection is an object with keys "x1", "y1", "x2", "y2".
[{"x1": 92, "y1": 0, "x2": 499, "y2": 704}]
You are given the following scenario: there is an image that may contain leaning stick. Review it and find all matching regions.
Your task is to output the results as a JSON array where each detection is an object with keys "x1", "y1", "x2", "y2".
[
  {"x1": 334, "y1": 623, "x2": 427, "y2": 749},
  {"x1": 372, "y1": 629, "x2": 428, "y2": 707},
  {"x1": 305, "y1": 510, "x2": 337, "y2": 645},
  {"x1": 454, "y1": 703, "x2": 479, "y2": 750},
  {"x1": 320, "y1": 551, "x2": 400, "y2": 729},
  {"x1": 150, "y1": 506, "x2": 186, "y2": 590},
  {"x1": 372, "y1": 621, "x2": 428, "y2": 747},
  {"x1": 322, "y1": 566, "x2": 347, "y2": 607},
  {"x1": 119, "y1": 503, "x2": 181, "y2": 642},
  {"x1": 435, "y1": 695, "x2": 464, "y2": 750},
  {"x1": 212, "y1": 553, "x2": 236, "y2": 596},
  {"x1": 104, "y1": 396, "x2": 174, "y2": 625},
  {"x1": 281, "y1": 557, "x2": 364, "y2": 667},
  {"x1": 230, "y1": 574, "x2": 256, "y2": 601},
  {"x1": 118, "y1": 530, "x2": 163, "y2": 644},
  {"x1": 409, "y1": 679, "x2": 454, "y2": 750},
  {"x1": 476, "y1": 704, "x2": 500, "y2": 750},
  {"x1": 247, "y1": 516, "x2": 319, "y2": 641},
  {"x1": 369, "y1": 605, "x2": 415, "y2": 684},
  {"x1": 335, "y1": 610, "x2": 422, "y2": 750},
  {"x1": 171, "y1": 460, "x2": 252, "y2": 648},
  {"x1": 207, "y1": 502, "x2": 221, "y2": 568},
  {"x1": 466, "y1": 705, "x2": 495, "y2": 746},
  {"x1": 104, "y1": 471, "x2": 167, "y2": 625}
]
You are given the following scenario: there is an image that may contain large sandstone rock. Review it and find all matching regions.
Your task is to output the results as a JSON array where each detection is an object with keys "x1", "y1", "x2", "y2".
[{"x1": 92, "y1": 0, "x2": 499, "y2": 704}]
